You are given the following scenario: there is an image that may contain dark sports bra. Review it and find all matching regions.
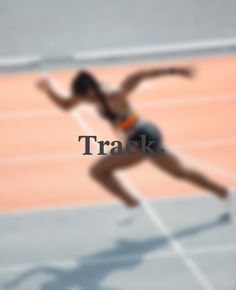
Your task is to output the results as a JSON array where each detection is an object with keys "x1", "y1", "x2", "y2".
[{"x1": 98, "y1": 94, "x2": 138, "y2": 130}]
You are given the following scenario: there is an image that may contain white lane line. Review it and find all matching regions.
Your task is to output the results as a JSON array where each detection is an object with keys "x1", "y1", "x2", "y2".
[
  {"x1": 0, "y1": 191, "x2": 219, "y2": 217},
  {"x1": 71, "y1": 110, "x2": 95, "y2": 135},
  {"x1": 0, "y1": 244, "x2": 235, "y2": 273},
  {"x1": 135, "y1": 94, "x2": 236, "y2": 108},
  {"x1": 0, "y1": 138, "x2": 235, "y2": 182},
  {"x1": 120, "y1": 173, "x2": 217, "y2": 290},
  {"x1": 138, "y1": 82, "x2": 154, "y2": 91},
  {"x1": 0, "y1": 94, "x2": 235, "y2": 120},
  {"x1": 0, "y1": 55, "x2": 42, "y2": 67},
  {"x1": 174, "y1": 139, "x2": 236, "y2": 149},
  {"x1": 79, "y1": 94, "x2": 236, "y2": 117},
  {"x1": 0, "y1": 38, "x2": 235, "y2": 68},
  {"x1": 74, "y1": 38, "x2": 236, "y2": 61},
  {"x1": 169, "y1": 147, "x2": 236, "y2": 182},
  {"x1": 0, "y1": 109, "x2": 59, "y2": 120},
  {"x1": 71, "y1": 109, "x2": 216, "y2": 290},
  {"x1": 0, "y1": 153, "x2": 84, "y2": 165},
  {"x1": 0, "y1": 189, "x2": 234, "y2": 217}
]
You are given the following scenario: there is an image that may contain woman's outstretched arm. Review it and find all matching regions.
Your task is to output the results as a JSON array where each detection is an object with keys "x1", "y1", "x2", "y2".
[
  {"x1": 36, "y1": 74, "x2": 80, "y2": 110},
  {"x1": 121, "y1": 66, "x2": 195, "y2": 95}
]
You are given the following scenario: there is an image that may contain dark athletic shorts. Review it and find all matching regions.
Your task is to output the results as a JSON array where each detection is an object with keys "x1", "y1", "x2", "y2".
[{"x1": 127, "y1": 121, "x2": 164, "y2": 154}]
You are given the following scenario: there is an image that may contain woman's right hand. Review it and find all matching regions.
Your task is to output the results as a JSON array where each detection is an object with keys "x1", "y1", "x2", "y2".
[
  {"x1": 36, "y1": 73, "x2": 52, "y2": 93},
  {"x1": 175, "y1": 67, "x2": 196, "y2": 78}
]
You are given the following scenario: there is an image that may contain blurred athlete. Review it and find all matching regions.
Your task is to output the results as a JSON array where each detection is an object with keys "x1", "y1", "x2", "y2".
[{"x1": 37, "y1": 66, "x2": 231, "y2": 216}]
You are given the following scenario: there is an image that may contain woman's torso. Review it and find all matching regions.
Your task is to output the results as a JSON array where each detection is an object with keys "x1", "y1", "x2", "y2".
[{"x1": 95, "y1": 84, "x2": 140, "y2": 136}]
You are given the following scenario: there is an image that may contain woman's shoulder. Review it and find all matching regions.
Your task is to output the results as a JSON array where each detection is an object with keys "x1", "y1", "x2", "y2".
[{"x1": 101, "y1": 82, "x2": 124, "y2": 99}]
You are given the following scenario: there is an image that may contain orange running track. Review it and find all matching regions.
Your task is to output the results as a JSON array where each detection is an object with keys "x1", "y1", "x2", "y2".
[{"x1": 0, "y1": 55, "x2": 236, "y2": 212}]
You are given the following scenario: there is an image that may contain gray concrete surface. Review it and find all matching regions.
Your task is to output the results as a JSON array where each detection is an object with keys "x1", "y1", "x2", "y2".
[
  {"x1": 1, "y1": 0, "x2": 236, "y2": 58},
  {"x1": 0, "y1": 0, "x2": 236, "y2": 72},
  {"x1": 0, "y1": 195, "x2": 235, "y2": 290}
]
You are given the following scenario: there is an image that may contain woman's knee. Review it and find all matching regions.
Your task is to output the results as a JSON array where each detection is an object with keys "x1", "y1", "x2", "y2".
[
  {"x1": 89, "y1": 163, "x2": 110, "y2": 181},
  {"x1": 89, "y1": 164, "x2": 101, "y2": 180},
  {"x1": 170, "y1": 166, "x2": 188, "y2": 179}
]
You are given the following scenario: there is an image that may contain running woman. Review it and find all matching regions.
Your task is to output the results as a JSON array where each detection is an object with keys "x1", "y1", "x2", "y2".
[{"x1": 37, "y1": 66, "x2": 231, "y2": 216}]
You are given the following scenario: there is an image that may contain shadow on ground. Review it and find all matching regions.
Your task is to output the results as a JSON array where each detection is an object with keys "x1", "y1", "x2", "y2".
[{"x1": 3, "y1": 216, "x2": 229, "y2": 290}]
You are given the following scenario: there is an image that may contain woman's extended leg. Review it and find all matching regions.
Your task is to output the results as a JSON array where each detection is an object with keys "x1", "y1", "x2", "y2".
[
  {"x1": 150, "y1": 149, "x2": 228, "y2": 199},
  {"x1": 90, "y1": 150, "x2": 145, "y2": 207}
]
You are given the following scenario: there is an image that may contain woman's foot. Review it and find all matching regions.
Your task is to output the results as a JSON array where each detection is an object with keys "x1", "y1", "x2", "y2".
[
  {"x1": 118, "y1": 201, "x2": 143, "y2": 226},
  {"x1": 219, "y1": 190, "x2": 234, "y2": 221}
]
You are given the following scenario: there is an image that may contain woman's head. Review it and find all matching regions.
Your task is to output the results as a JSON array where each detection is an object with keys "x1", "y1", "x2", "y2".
[{"x1": 71, "y1": 71, "x2": 100, "y2": 102}]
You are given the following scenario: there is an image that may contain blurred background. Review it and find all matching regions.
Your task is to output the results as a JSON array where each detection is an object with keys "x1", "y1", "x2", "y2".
[
  {"x1": 0, "y1": 0, "x2": 236, "y2": 71},
  {"x1": 0, "y1": 1, "x2": 236, "y2": 290}
]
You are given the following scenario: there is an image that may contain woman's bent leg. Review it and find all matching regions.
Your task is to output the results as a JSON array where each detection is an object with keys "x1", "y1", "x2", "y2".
[
  {"x1": 90, "y1": 151, "x2": 145, "y2": 207},
  {"x1": 150, "y1": 149, "x2": 227, "y2": 199}
]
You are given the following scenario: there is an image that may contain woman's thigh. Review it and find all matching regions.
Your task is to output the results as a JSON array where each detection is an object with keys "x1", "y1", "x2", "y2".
[
  {"x1": 91, "y1": 148, "x2": 145, "y2": 174},
  {"x1": 149, "y1": 148, "x2": 186, "y2": 177}
]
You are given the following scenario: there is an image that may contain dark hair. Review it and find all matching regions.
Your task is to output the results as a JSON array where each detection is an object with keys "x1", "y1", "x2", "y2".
[{"x1": 71, "y1": 71, "x2": 99, "y2": 96}]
